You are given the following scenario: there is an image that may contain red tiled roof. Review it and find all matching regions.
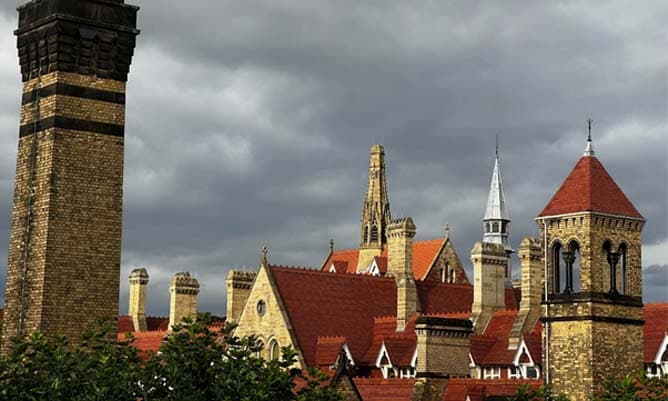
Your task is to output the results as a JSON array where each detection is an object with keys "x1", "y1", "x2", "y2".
[
  {"x1": 416, "y1": 281, "x2": 520, "y2": 315},
  {"x1": 269, "y1": 266, "x2": 517, "y2": 368},
  {"x1": 117, "y1": 315, "x2": 170, "y2": 333},
  {"x1": 324, "y1": 248, "x2": 359, "y2": 273},
  {"x1": 538, "y1": 155, "x2": 643, "y2": 219},
  {"x1": 270, "y1": 266, "x2": 398, "y2": 367},
  {"x1": 523, "y1": 333, "x2": 542, "y2": 364},
  {"x1": 443, "y1": 378, "x2": 542, "y2": 401},
  {"x1": 373, "y1": 256, "x2": 388, "y2": 275},
  {"x1": 353, "y1": 378, "x2": 416, "y2": 401},
  {"x1": 323, "y1": 238, "x2": 445, "y2": 279},
  {"x1": 117, "y1": 330, "x2": 167, "y2": 359},
  {"x1": 384, "y1": 336, "x2": 417, "y2": 367},
  {"x1": 643, "y1": 303, "x2": 668, "y2": 363},
  {"x1": 468, "y1": 310, "x2": 524, "y2": 367},
  {"x1": 315, "y1": 336, "x2": 347, "y2": 367},
  {"x1": 330, "y1": 260, "x2": 349, "y2": 273}
]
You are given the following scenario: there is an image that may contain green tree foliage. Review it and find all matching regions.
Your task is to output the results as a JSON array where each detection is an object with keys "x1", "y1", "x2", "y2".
[
  {"x1": 594, "y1": 372, "x2": 668, "y2": 401},
  {"x1": 510, "y1": 384, "x2": 570, "y2": 401},
  {"x1": 511, "y1": 372, "x2": 668, "y2": 401},
  {"x1": 0, "y1": 314, "x2": 341, "y2": 401}
]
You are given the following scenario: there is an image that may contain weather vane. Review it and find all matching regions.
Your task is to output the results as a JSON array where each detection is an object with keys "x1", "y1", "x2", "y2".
[{"x1": 587, "y1": 118, "x2": 593, "y2": 141}]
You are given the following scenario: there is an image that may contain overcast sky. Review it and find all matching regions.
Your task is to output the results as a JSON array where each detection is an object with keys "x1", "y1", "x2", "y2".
[{"x1": 0, "y1": 1, "x2": 666, "y2": 316}]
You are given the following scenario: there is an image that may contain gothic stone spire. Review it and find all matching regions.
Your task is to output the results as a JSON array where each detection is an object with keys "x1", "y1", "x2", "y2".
[{"x1": 360, "y1": 144, "x2": 391, "y2": 249}]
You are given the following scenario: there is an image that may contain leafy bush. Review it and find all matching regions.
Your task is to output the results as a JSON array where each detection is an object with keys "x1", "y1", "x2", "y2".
[{"x1": 0, "y1": 314, "x2": 340, "y2": 401}]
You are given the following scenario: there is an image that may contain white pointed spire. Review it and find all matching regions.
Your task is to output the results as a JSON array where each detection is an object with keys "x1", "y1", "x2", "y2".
[
  {"x1": 584, "y1": 118, "x2": 595, "y2": 156},
  {"x1": 484, "y1": 155, "x2": 509, "y2": 221}
]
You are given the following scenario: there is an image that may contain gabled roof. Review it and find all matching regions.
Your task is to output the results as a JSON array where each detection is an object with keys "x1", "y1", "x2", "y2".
[
  {"x1": 270, "y1": 266, "x2": 397, "y2": 367},
  {"x1": 472, "y1": 310, "x2": 518, "y2": 366},
  {"x1": 315, "y1": 336, "x2": 347, "y2": 367},
  {"x1": 643, "y1": 303, "x2": 668, "y2": 363},
  {"x1": 538, "y1": 155, "x2": 643, "y2": 219},
  {"x1": 323, "y1": 238, "x2": 446, "y2": 279},
  {"x1": 267, "y1": 265, "x2": 519, "y2": 367}
]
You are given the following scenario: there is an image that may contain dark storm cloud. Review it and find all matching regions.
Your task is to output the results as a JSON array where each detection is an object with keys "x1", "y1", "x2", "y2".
[
  {"x1": 0, "y1": 1, "x2": 666, "y2": 316},
  {"x1": 643, "y1": 265, "x2": 668, "y2": 303}
]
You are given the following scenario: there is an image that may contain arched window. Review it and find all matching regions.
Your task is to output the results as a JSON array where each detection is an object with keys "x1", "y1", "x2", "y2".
[
  {"x1": 370, "y1": 224, "x2": 379, "y2": 243},
  {"x1": 269, "y1": 339, "x2": 280, "y2": 361},
  {"x1": 567, "y1": 241, "x2": 581, "y2": 293},
  {"x1": 485, "y1": 222, "x2": 491, "y2": 233},
  {"x1": 492, "y1": 222, "x2": 499, "y2": 233},
  {"x1": 255, "y1": 339, "x2": 264, "y2": 358},
  {"x1": 439, "y1": 267, "x2": 446, "y2": 283},
  {"x1": 364, "y1": 225, "x2": 369, "y2": 243},
  {"x1": 552, "y1": 242, "x2": 563, "y2": 293},
  {"x1": 618, "y1": 243, "x2": 628, "y2": 295},
  {"x1": 449, "y1": 267, "x2": 457, "y2": 284}
]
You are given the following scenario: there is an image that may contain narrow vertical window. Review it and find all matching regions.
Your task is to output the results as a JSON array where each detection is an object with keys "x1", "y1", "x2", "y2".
[
  {"x1": 570, "y1": 242, "x2": 581, "y2": 293},
  {"x1": 370, "y1": 224, "x2": 379, "y2": 243},
  {"x1": 553, "y1": 243, "x2": 562, "y2": 293},
  {"x1": 618, "y1": 243, "x2": 627, "y2": 295}
]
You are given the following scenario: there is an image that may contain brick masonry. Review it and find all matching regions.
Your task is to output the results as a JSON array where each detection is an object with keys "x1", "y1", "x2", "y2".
[
  {"x1": 470, "y1": 241, "x2": 508, "y2": 334},
  {"x1": 1, "y1": 0, "x2": 138, "y2": 351},
  {"x1": 539, "y1": 211, "x2": 645, "y2": 400},
  {"x1": 234, "y1": 263, "x2": 305, "y2": 367}
]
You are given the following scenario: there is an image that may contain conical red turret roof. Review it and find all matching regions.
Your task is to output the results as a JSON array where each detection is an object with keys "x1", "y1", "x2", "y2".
[{"x1": 538, "y1": 155, "x2": 643, "y2": 219}]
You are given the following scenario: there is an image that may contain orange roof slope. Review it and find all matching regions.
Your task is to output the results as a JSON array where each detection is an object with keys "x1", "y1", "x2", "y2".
[
  {"x1": 643, "y1": 303, "x2": 668, "y2": 363},
  {"x1": 538, "y1": 155, "x2": 643, "y2": 219},
  {"x1": 323, "y1": 238, "x2": 446, "y2": 279}
]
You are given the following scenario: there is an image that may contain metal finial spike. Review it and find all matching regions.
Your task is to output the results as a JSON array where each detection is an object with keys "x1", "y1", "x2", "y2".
[
  {"x1": 329, "y1": 238, "x2": 334, "y2": 252},
  {"x1": 445, "y1": 224, "x2": 450, "y2": 238},
  {"x1": 261, "y1": 245, "x2": 268, "y2": 265},
  {"x1": 584, "y1": 118, "x2": 595, "y2": 156},
  {"x1": 495, "y1": 134, "x2": 499, "y2": 158}
]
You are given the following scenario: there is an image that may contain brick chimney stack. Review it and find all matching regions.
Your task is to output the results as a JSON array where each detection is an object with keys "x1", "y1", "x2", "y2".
[
  {"x1": 169, "y1": 272, "x2": 200, "y2": 330},
  {"x1": 128, "y1": 268, "x2": 149, "y2": 332},
  {"x1": 387, "y1": 217, "x2": 419, "y2": 330},
  {"x1": 471, "y1": 241, "x2": 508, "y2": 334}
]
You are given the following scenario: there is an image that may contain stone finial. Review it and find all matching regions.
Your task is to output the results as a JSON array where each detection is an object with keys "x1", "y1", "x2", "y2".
[
  {"x1": 445, "y1": 224, "x2": 450, "y2": 238},
  {"x1": 129, "y1": 267, "x2": 149, "y2": 284},
  {"x1": 170, "y1": 272, "x2": 200, "y2": 295},
  {"x1": 387, "y1": 217, "x2": 416, "y2": 238}
]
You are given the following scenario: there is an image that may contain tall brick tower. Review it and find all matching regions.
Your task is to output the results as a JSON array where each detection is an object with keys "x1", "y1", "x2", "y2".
[
  {"x1": 357, "y1": 144, "x2": 391, "y2": 271},
  {"x1": 537, "y1": 131, "x2": 645, "y2": 400},
  {"x1": 2, "y1": 0, "x2": 139, "y2": 350}
]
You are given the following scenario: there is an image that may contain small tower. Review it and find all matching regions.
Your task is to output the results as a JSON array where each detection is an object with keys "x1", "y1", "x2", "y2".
[
  {"x1": 387, "y1": 217, "x2": 419, "y2": 330},
  {"x1": 538, "y1": 125, "x2": 645, "y2": 400},
  {"x1": 169, "y1": 272, "x2": 200, "y2": 329},
  {"x1": 357, "y1": 144, "x2": 391, "y2": 271},
  {"x1": 482, "y1": 144, "x2": 513, "y2": 280},
  {"x1": 128, "y1": 268, "x2": 149, "y2": 332}
]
